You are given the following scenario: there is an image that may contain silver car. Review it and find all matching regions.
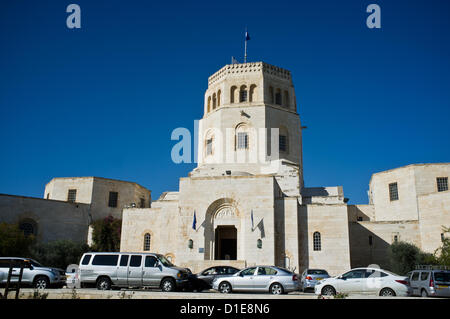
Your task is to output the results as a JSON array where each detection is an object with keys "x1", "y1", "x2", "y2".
[
  {"x1": 78, "y1": 252, "x2": 190, "y2": 291},
  {"x1": 409, "y1": 269, "x2": 450, "y2": 297},
  {"x1": 300, "y1": 269, "x2": 330, "y2": 292},
  {"x1": 212, "y1": 266, "x2": 300, "y2": 295},
  {"x1": 0, "y1": 257, "x2": 66, "y2": 289}
]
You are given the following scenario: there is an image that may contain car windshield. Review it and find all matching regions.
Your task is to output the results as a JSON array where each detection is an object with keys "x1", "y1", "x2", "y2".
[
  {"x1": 158, "y1": 255, "x2": 174, "y2": 267},
  {"x1": 434, "y1": 272, "x2": 450, "y2": 282},
  {"x1": 307, "y1": 269, "x2": 328, "y2": 275},
  {"x1": 28, "y1": 259, "x2": 43, "y2": 267}
]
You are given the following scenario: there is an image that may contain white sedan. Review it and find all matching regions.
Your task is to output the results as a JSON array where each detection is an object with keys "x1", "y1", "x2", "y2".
[{"x1": 314, "y1": 267, "x2": 412, "y2": 297}]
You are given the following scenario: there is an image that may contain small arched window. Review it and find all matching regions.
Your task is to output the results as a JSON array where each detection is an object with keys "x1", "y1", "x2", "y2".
[
  {"x1": 144, "y1": 233, "x2": 151, "y2": 251},
  {"x1": 212, "y1": 93, "x2": 217, "y2": 109},
  {"x1": 217, "y1": 90, "x2": 221, "y2": 107},
  {"x1": 19, "y1": 219, "x2": 37, "y2": 237},
  {"x1": 230, "y1": 86, "x2": 237, "y2": 104},
  {"x1": 207, "y1": 96, "x2": 211, "y2": 112},
  {"x1": 269, "y1": 86, "x2": 274, "y2": 104},
  {"x1": 239, "y1": 85, "x2": 248, "y2": 102},
  {"x1": 284, "y1": 90, "x2": 289, "y2": 108},
  {"x1": 249, "y1": 84, "x2": 257, "y2": 102},
  {"x1": 275, "y1": 88, "x2": 282, "y2": 105},
  {"x1": 313, "y1": 232, "x2": 321, "y2": 251}
]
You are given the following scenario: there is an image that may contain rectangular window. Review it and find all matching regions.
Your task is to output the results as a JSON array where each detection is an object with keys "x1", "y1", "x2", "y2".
[
  {"x1": 275, "y1": 92, "x2": 282, "y2": 105},
  {"x1": 92, "y1": 254, "x2": 119, "y2": 266},
  {"x1": 145, "y1": 256, "x2": 158, "y2": 267},
  {"x1": 206, "y1": 138, "x2": 213, "y2": 155},
  {"x1": 81, "y1": 254, "x2": 92, "y2": 265},
  {"x1": 129, "y1": 255, "x2": 142, "y2": 267},
  {"x1": 67, "y1": 189, "x2": 77, "y2": 203},
  {"x1": 237, "y1": 132, "x2": 249, "y2": 149},
  {"x1": 120, "y1": 255, "x2": 129, "y2": 267},
  {"x1": 437, "y1": 177, "x2": 448, "y2": 192},
  {"x1": 140, "y1": 198, "x2": 145, "y2": 208},
  {"x1": 389, "y1": 183, "x2": 399, "y2": 201},
  {"x1": 279, "y1": 135, "x2": 287, "y2": 152},
  {"x1": 239, "y1": 90, "x2": 247, "y2": 102},
  {"x1": 108, "y1": 191, "x2": 118, "y2": 208}
]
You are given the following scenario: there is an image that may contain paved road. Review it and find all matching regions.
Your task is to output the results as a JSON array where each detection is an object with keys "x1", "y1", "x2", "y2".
[{"x1": 9, "y1": 288, "x2": 429, "y2": 299}]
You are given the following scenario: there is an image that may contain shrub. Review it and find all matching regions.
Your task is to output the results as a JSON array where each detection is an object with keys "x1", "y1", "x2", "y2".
[
  {"x1": 29, "y1": 240, "x2": 90, "y2": 270},
  {"x1": 90, "y1": 215, "x2": 122, "y2": 252},
  {"x1": 388, "y1": 241, "x2": 436, "y2": 275},
  {"x1": 0, "y1": 222, "x2": 35, "y2": 257}
]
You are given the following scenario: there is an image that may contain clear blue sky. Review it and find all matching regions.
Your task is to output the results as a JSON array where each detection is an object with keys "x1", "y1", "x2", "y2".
[{"x1": 0, "y1": 0, "x2": 449, "y2": 204}]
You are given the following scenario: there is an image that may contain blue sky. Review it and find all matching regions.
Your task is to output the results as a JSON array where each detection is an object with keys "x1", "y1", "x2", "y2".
[{"x1": 0, "y1": 0, "x2": 449, "y2": 204}]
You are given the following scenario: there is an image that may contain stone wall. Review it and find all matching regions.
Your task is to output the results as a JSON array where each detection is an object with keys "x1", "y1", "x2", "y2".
[
  {"x1": 298, "y1": 204, "x2": 351, "y2": 276},
  {"x1": 0, "y1": 194, "x2": 90, "y2": 243},
  {"x1": 418, "y1": 190, "x2": 450, "y2": 254}
]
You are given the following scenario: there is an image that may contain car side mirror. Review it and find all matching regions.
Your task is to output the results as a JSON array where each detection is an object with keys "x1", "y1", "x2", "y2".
[{"x1": 239, "y1": 273, "x2": 244, "y2": 277}]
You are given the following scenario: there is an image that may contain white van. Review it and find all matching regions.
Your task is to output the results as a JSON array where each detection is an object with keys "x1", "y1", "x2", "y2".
[{"x1": 78, "y1": 252, "x2": 190, "y2": 291}]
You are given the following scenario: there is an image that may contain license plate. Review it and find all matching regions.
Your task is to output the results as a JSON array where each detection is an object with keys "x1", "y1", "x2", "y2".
[
  {"x1": 316, "y1": 278, "x2": 323, "y2": 281},
  {"x1": 437, "y1": 285, "x2": 448, "y2": 288}
]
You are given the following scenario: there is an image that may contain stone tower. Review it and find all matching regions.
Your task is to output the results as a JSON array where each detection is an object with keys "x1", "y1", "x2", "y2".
[{"x1": 191, "y1": 62, "x2": 304, "y2": 196}]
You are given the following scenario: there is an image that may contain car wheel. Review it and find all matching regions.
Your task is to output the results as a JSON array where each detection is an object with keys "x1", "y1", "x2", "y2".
[
  {"x1": 270, "y1": 283, "x2": 284, "y2": 295},
  {"x1": 379, "y1": 288, "x2": 396, "y2": 297},
  {"x1": 96, "y1": 277, "x2": 111, "y2": 290},
  {"x1": 421, "y1": 289, "x2": 428, "y2": 297},
  {"x1": 219, "y1": 282, "x2": 232, "y2": 294},
  {"x1": 321, "y1": 285, "x2": 336, "y2": 296},
  {"x1": 33, "y1": 276, "x2": 49, "y2": 289},
  {"x1": 161, "y1": 278, "x2": 175, "y2": 292}
]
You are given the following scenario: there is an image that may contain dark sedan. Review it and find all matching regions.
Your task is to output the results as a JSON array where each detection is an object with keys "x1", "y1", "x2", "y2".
[{"x1": 187, "y1": 266, "x2": 240, "y2": 291}]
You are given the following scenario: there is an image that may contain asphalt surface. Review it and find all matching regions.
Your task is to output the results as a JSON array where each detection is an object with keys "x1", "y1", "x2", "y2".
[{"x1": 8, "y1": 287, "x2": 431, "y2": 299}]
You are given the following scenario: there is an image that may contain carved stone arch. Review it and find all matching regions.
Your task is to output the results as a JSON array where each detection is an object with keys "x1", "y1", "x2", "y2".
[{"x1": 203, "y1": 198, "x2": 241, "y2": 260}]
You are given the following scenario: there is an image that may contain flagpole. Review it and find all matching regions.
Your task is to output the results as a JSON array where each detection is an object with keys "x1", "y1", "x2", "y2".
[
  {"x1": 244, "y1": 38, "x2": 247, "y2": 63},
  {"x1": 244, "y1": 27, "x2": 248, "y2": 63}
]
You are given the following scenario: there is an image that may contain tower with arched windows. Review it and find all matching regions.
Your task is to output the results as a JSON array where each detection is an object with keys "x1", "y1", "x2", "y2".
[{"x1": 194, "y1": 62, "x2": 304, "y2": 197}]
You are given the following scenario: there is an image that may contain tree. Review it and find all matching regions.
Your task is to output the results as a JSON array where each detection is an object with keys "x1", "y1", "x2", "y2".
[
  {"x1": 90, "y1": 215, "x2": 122, "y2": 252},
  {"x1": 435, "y1": 226, "x2": 450, "y2": 266},
  {"x1": 388, "y1": 241, "x2": 436, "y2": 275},
  {"x1": 0, "y1": 222, "x2": 35, "y2": 257},
  {"x1": 29, "y1": 240, "x2": 90, "y2": 270}
]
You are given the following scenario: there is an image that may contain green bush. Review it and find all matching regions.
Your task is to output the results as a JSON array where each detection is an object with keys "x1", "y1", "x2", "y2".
[
  {"x1": 90, "y1": 215, "x2": 122, "y2": 252},
  {"x1": 0, "y1": 222, "x2": 35, "y2": 257},
  {"x1": 29, "y1": 240, "x2": 91, "y2": 270},
  {"x1": 435, "y1": 226, "x2": 450, "y2": 266},
  {"x1": 388, "y1": 241, "x2": 437, "y2": 275}
]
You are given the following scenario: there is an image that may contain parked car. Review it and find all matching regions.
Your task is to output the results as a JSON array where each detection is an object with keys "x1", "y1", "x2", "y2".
[
  {"x1": 187, "y1": 266, "x2": 240, "y2": 291},
  {"x1": 212, "y1": 265, "x2": 299, "y2": 295},
  {"x1": 409, "y1": 269, "x2": 450, "y2": 297},
  {"x1": 0, "y1": 257, "x2": 66, "y2": 289},
  {"x1": 314, "y1": 267, "x2": 411, "y2": 297},
  {"x1": 300, "y1": 269, "x2": 330, "y2": 292},
  {"x1": 78, "y1": 252, "x2": 190, "y2": 291}
]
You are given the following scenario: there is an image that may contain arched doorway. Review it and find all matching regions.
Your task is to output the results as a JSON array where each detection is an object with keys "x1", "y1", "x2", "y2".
[
  {"x1": 214, "y1": 226, "x2": 237, "y2": 260},
  {"x1": 204, "y1": 198, "x2": 241, "y2": 261}
]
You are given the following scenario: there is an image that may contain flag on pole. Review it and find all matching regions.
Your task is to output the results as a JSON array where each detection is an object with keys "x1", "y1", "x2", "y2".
[
  {"x1": 251, "y1": 210, "x2": 254, "y2": 230},
  {"x1": 192, "y1": 211, "x2": 197, "y2": 230},
  {"x1": 245, "y1": 31, "x2": 250, "y2": 41}
]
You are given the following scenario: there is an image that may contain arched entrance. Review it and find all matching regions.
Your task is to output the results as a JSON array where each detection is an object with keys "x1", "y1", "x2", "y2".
[
  {"x1": 204, "y1": 198, "x2": 241, "y2": 261},
  {"x1": 214, "y1": 226, "x2": 237, "y2": 260}
]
